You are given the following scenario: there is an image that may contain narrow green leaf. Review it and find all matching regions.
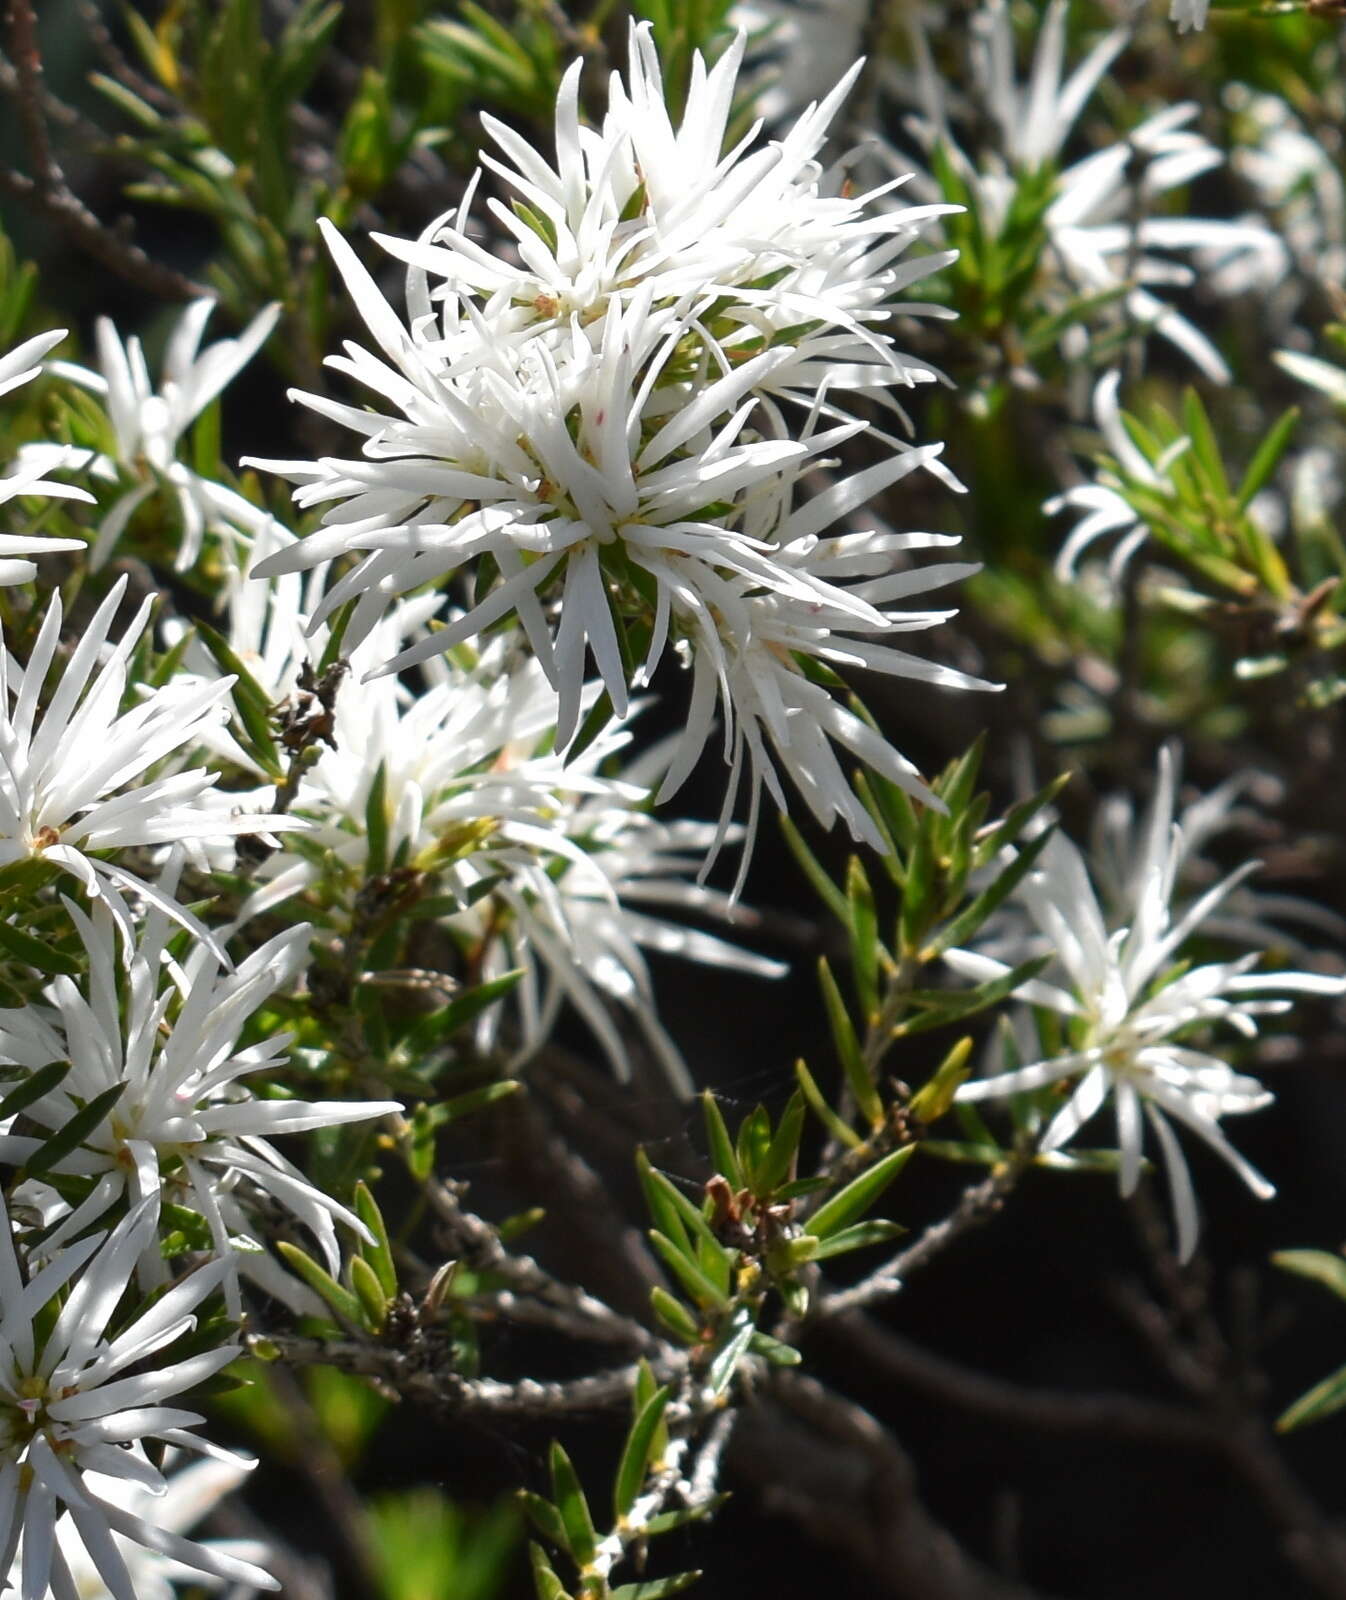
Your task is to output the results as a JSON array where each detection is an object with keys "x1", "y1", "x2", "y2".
[
  {"x1": 529, "y1": 1541, "x2": 570, "y2": 1600},
  {"x1": 845, "y1": 856, "x2": 880, "y2": 1019},
  {"x1": 808, "y1": 1218, "x2": 906, "y2": 1260},
  {"x1": 808, "y1": 1144, "x2": 915, "y2": 1240},
  {"x1": 780, "y1": 816, "x2": 847, "y2": 923},
  {"x1": 0, "y1": 919, "x2": 80, "y2": 977},
  {"x1": 0, "y1": 1059, "x2": 69, "y2": 1122},
  {"x1": 637, "y1": 1150, "x2": 691, "y2": 1255},
  {"x1": 1277, "y1": 1362, "x2": 1346, "y2": 1433},
  {"x1": 706, "y1": 1305, "x2": 756, "y2": 1397},
  {"x1": 1182, "y1": 388, "x2": 1230, "y2": 497},
  {"x1": 353, "y1": 1181, "x2": 398, "y2": 1298},
  {"x1": 194, "y1": 618, "x2": 283, "y2": 774},
  {"x1": 644, "y1": 1499, "x2": 726, "y2": 1536},
  {"x1": 817, "y1": 958, "x2": 882, "y2": 1128},
  {"x1": 794, "y1": 1059, "x2": 862, "y2": 1150},
  {"x1": 520, "y1": 1491, "x2": 569, "y2": 1552},
  {"x1": 747, "y1": 1331, "x2": 802, "y2": 1366},
  {"x1": 21, "y1": 1084, "x2": 123, "y2": 1180},
  {"x1": 649, "y1": 1287, "x2": 700, "y2": 1343},
  {"x1": 614, "y1": 1385, "x2": 672, "y2": 1519},
  {"x1": 548, "y1": 1442, "x2": 597, "y2": 1569},
  {"x1": 276, "y1": 1241, "x2": 363, "y2": 1326},
  {"x1": 1273, "y1": 1249, "x2": 1346, "y2": 1303},
  {"x1": 734, "y1": 1104, "x2": 771, "y2": 1186},
  {"x1": 649, "y1": 1231, "x2": 730, "y2": 1310},
  {"x1": 907, "y1": 1037, "x2": 975, "y2": 1125},
  {"x1": 349, "y1": 1255, "x2": 388, "y2": 1333},
  {"x1": 753, "y1": 1091, "x2": 805, "y2": 1197},
  {"x1": 401, "y1": 971, "x2": 522, "y2": 1057},
  {"x1": 928, "y1": 828, "x2": 1053, "y2": 958},
  {"x1": 701, "y1": 1092, "x2": 742, "y2": 1187},
  {"x1": 1237, "y1": 405, "x2": 1299, "y2": 510},
  {"x1": 364, "y1": 761, "x2": 390, "y2": 877},
  {"x1": 611, "y1": 1574, "x2": 702, "y2": 1599},
  {"x1": 972, "y1": 773, "x2": 1070, "y2": 867}
]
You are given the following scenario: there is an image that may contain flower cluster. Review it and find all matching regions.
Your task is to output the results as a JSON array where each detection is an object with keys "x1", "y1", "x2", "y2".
[
  {"x1": 251, "y1": 22, "x2": 992, "y2": 859},
  {"x1": 952, "y1": 750, "x2": 1345, "y2": 1258},
  {"x1": 2, "y1": 3, "x2": 1346, "y2": 1588}
]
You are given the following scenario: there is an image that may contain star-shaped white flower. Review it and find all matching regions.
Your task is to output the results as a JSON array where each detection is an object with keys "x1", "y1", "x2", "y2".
[
  {"x1": 0, "y1": 1194, "x2": 278, "y2": 1599},
  {"x1": 951, "y1": 748, "x2": 1346, "y2": 1258},
  {"x1": 0, "y1": 329, "x2": 93, "y2": 585},
  {"x1": 0, "y1": 576, "x2": 305, "y2": 946},
  {"x1": 904, "y1": 0, "x2": 1278, "y2": 380},
  {"x1": 24, "y1": 301, "x2": 279, "y2": 571},
  {"x1": 0, "y1": 892, "x2": 398, "y2": 1314}
]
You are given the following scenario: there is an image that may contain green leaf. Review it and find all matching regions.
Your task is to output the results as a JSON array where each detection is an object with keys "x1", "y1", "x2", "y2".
[
  {"x1": 1277, "y1": 1362, "x2": 1346, "y2": 1433},
  {"x1": 1273, "y1": 1248, "x2": 1346, "y2": 1303},
  {"x1": 401, "y1": 971, "x2": 523, "y2": 1057},
  {"x1": 734, "y1": 1105, "x2": 771, "y2": 1188},
  {"x1": 649, "y1": 1287, "x2": 700, "y2": 1344},
  {"x1": 611, "y1": 1575, "x2": 702, "y2": 1599},
  {"x1": 928, "y1": 828, "x2": 1053, "y2": 959},
  {"x1": 349, "y1": 1255, "x2": 388, "y2": 1333},
  {"x1": 794, "y1": 1058, "x2": 862, "y2": 1150},
  {"x1": 817, "y1": 957, "x2": 882, "y2": 1128},
  {"x1": 0, "y1": 918, "x2": 80, "y2": 977},
  {"x1": 701, "y1": 1092, "x2": 742, "y2": 1187},
  {"x1": 808, "y1": 1144, "x2": 915, "y2": 1240},
  {"x1": 637, "y1": 1150, "x2": 691, "y2": 1256},
  {"x1": 845, "y1": 856, "x2": 880, "y2": 1019},
  {"x1": 706, "y1": 1304, "x2": 756, "y2": 1398},
  {"x1": 780, "y1": 816, "x2": 847, "y2": 922},
  {"x1": 364, "y1": 761, "x2": 390, "y2": 877},
  {"x1": 649, "y1": 1231, "x2": 729, "y2": 1310},
  {"x1": 194, "y1": 618, "x2": 283, "y2": 775},
  {"x1": 520, "y1": 1491, "x2": 569, "y2": 1552},
  {"x1": 1237, "y1": 405, "x2": 1299, "y2": 511},
  {"x1": 276, "y1": 1241, "x2": 363, "y2": 1326},
  {"x1": 0, "y1": 1059, "x2": 69, "y2": 1121},
  {"x1": 548, "y1": 1442, "x2": 597, "y2": 1569},
  {"x1": 807, "y1": 1219, "x2": 906, "y2": 1260},
  {"x1": 1182, "y1": 388, "x2": 1230, "y2": 498},
  {"x1": 747, "y1": 1331, "x2": 802, "y2": 1366},
  {"x1": 529, "y1": 1541, "x2": 570, "y2": 1600},
  {"x1": 354, "y1": 1181, "x2": 398, "y2": 1299},
  {"x1": 644, "y1": 1499, "x2": 726, "y2": 1536},
  {"x1": 614, "y1": 1385, "x2": 672, "y2": 1520},
  {"x1": 752, "y1": 1091, "x2": 805, "y2": 1197},
  {"x1": 21, "y1": 1083, "x2": 124, "y2": 1180},
  {"x1": 907, "y1": 1037, "x2": 975, "y2": 1125}
]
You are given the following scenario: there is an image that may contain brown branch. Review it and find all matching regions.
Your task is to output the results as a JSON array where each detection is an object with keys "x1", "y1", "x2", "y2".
[
  {"x1": 2, "y1": 0, "x2": 206, "y2": 301},
  {"x1": 730, "y1": 1370, "x2": 1063, "y2": 1600},
  {"x1": 817, "y1": 1156, "x2": 1027, "y2": 1315},
  {"x1": 253, "y1": 1331, "x2": 685, "y2": 1420}
]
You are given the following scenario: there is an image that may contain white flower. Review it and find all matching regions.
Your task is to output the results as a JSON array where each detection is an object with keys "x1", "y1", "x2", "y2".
[
  {"x1": 1170, "y1": 0, "x2": 1209, "y2": 31},
  {"x1": 447, "y1": 745, "x2": 788, "y2": 1091},
  {"x1": 951, "y1": 748, "x2": 1345, "y2": 1259},
  {"x1": 24, "y1": 301, "x2": 279, "y2": 571},
  {"x1": 0, "y1": 1194, "x2": 279, "y2": 1598},
  {"x1": 229, "y1": 605, "x2": 784, "y2": 1087},
  {"x1": 1046, "y1": 370, "x2": 1186, "y2": 589},
  {"x1": 371, "y1": 23, "x2": 953, "y2": 405},
  {"x1": 1228, "y1": 88, "x2": 1345, "y2": 296},
  {"x1": 20, "y1": 1453, "x2": 270, "y2": 1600},
  {"x1": 0, "y1": 891, "x2": 398, "y2": 1314},
  {"x1": 0, "y1": 576, "x2": 305, "y2": 945},
  {"x1": 905, "y1": 0, "x2": 1277, "y2": 380},
  {"x1": 0, "y1": 329, "x2": 93, "y2": 585}
]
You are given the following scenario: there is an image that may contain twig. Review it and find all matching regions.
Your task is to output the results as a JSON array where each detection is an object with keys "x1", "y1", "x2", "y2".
[
  {"x1": 818, "y1": 1156, "x2": 1027, "y2": 1315},
  {"x1": 254, "y1": 1331, "x2": 685, "y2": 1419},
  {"x1": 2, "y1": 0, "x2": 206, "y2": 301}
]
